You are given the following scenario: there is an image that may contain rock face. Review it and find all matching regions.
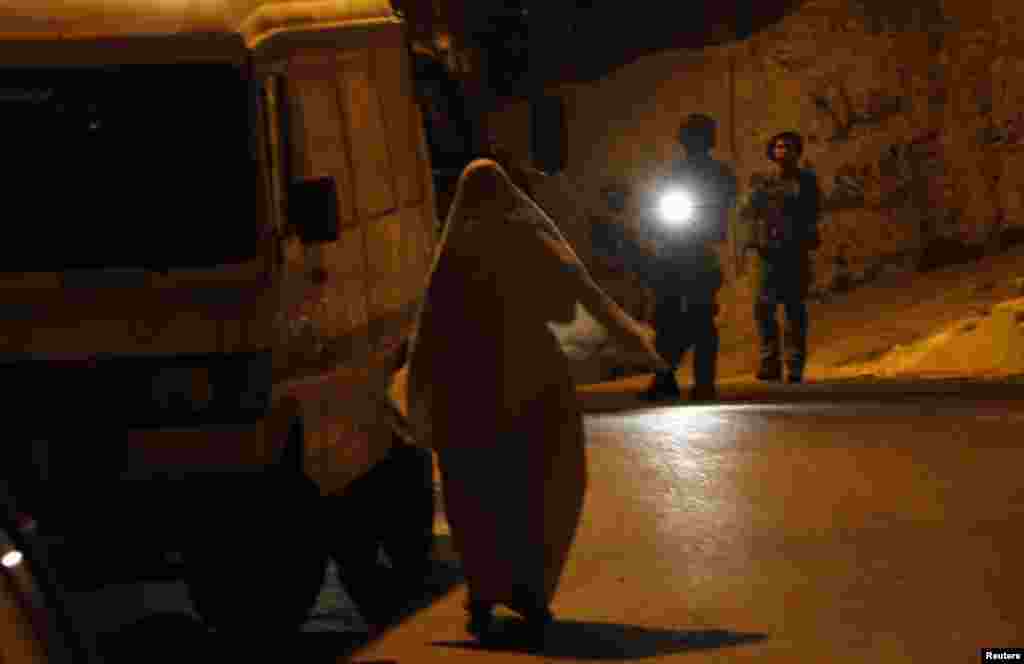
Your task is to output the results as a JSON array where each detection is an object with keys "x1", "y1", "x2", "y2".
[
  {"x1": 485, "y1": 0, "x2": 1024, "y2": 328},
  {"x1": 835, "y1": 296, "x2": 1024, "y2": 377}
]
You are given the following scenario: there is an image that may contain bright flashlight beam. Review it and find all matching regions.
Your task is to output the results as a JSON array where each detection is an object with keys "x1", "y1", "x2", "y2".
[
  {"x1": 659, "y1": 190, "x2": 694, "y2": 225},
  {"x1": 2, "y1": 550, "x2": 24, "y2": 568}
]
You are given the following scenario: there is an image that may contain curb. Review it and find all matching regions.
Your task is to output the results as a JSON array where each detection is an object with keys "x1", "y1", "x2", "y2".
[
  {"x1": 579, "y1": 373, "x2": 1024, "y2": 409},
  {"x1": 708, "y1": 372, "x2": 1024, "y2": 403}
]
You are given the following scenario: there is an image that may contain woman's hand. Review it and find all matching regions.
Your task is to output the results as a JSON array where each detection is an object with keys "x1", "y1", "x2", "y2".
[{"x1": 633, "y1": 323, "x2": 670, "y2": 372}]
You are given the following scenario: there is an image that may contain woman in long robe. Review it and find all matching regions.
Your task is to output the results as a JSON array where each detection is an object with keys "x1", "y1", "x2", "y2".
[{"x1": 395, "y1": 158, "x2": 666, "y2": 642}]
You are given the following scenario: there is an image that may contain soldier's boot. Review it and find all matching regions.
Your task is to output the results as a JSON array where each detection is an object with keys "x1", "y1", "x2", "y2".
[
  {"x1": 640, "y1": 369, "x2": 682, "y2": 401},
  {"x1": 756, "y1": 355, "x2": 782, "y2": 381},
  {"x1": 783, "y1": 298, "x2": 809, "y2": 384},
  {"x1": 689, "y1": 384, "x2": 718, "y2": 402},
  {"x1": 755, "y1": 299, "x2": 783, "y2": 381},
  {"x1": 691, "y1": 319, "x2": 719, "y2": 401},
  {"x1": 465, "y1": 600, "x2": 496, "y2": 640},
  {"x1": 756, "y1": 360, "x2": 782, "y2": 381}
]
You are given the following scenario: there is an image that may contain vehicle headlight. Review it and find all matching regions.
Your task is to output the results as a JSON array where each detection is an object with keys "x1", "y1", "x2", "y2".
[
  {"x1": 658, "y1": 190, "x2": 695, "y2": 226},
  {"x1": 148, "y1": 351, "x2": 272, "y2": 422}
]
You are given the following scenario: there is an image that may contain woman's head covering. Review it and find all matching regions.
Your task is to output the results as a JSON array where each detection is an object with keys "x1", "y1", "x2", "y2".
[{"x1": 389, "y1": 159, "x2": 664, "y2": 448}]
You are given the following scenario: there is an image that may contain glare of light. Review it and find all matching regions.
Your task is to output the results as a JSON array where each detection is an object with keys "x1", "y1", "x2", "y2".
[
  {"x1": 2, "y1": 550, "x2": 24, "y2": 569},
  {"x1": 658, "y1": 190, "x2": 694, "y2": 226}
]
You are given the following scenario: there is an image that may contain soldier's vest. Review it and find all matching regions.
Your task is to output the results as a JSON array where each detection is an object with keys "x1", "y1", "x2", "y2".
[{"x1": 756, "y1": 176, "x2": 802, "y2": 252}]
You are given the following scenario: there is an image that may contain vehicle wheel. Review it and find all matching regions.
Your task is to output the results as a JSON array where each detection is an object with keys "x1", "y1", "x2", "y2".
[
  {"x1": 376, "y1": 440, "x2": 435, "y2": 582},
  {"x1": 183, "y1": 470, "x2": 327, "y2": 635},
  {"x1": 324, "y1": 437, "x2": 435, "y2": 625},
  {"x1": 101, "y1": 613, "x2": 208, "y2": 664}
]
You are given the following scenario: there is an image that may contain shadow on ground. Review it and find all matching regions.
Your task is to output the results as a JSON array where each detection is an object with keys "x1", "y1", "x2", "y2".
[
  {"x1": 105, "y1": 627, "x2": 399, "y2": 664},
  {"x1": 578, "y1": 389, "x2": 659, "y2": 414},
  {"x1": 96, "y1": 537, "x2": 464, "y2": 663},
  {"x1": 432, "y1": 617, "x2": 767, "y2": 659},
  {"x1": 578, "y1": 389, "x2": 722, "y2": 414},
  {"x1": 294, "y1": 548, "x2": 466, "y2": 662}
]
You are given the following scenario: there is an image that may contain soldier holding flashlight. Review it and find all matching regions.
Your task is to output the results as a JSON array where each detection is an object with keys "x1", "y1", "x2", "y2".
[{"x1": 639, "y1": 113, "x2": 737, "y2": 402}]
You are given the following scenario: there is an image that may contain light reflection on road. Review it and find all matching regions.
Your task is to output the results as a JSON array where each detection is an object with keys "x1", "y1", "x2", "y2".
[{"x1": 578, "y1": 397, "x2": 1024, "y2": 631}]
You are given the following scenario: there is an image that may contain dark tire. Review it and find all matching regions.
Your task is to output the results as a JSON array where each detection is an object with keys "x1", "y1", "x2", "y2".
[
  {"x1": 376, "y1": 441, "x2": 435, "y2": 580},
  {"x1": 183, "y1": 470, "x2": 327, "y2": 635},
  {"x1": 324, "y1": 437, "x2": 435, "y2": 625},
  {"x1": 101, "y1": 613, "x2": 209, "y2": 664}
]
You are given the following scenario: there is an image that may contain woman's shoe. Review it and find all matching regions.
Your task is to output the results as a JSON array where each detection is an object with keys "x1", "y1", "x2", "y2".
[
  {"x1": 688, "y1": 384, "x2": 718, "y2": 402},
  {"x1": 465, "y1": 601, "x2": 495, "y2": 640},
  {"x1": 506, "y1": 591, "x2": 553, "y2": 649},
  {"x1": 639, "y1": 371, "x2": 682, "y2": 401},
  {"x1": 521, "y1": 606, "x2": 553, "y2": 650}
]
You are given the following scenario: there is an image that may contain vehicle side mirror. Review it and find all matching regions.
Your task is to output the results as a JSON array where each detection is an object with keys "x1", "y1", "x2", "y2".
[{"x1": 288, "y1": 175, "x2": 339, "y2": 244}]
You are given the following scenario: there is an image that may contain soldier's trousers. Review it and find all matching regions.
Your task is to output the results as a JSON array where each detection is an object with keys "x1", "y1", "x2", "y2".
[
  {"x1": 654, "y1": 293, "x2": 719, "y2": 389},
  {"x1": 753, "y1": 257, "x2": 806, "y2": 377}
]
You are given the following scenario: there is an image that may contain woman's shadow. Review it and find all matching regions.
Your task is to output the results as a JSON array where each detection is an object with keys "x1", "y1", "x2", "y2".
[
  {"x1": 427, "y1": 530, "x2": 766, "y2": 659},
  {"x1": 93, "y1": 536, "x2": 764, "y2": 663},
  {"x1": 346, "y1": 536, "x2": 766, "y2": 660},
  {"x1": 431, "y1": 617, "x2": 767, "y2": 659}
]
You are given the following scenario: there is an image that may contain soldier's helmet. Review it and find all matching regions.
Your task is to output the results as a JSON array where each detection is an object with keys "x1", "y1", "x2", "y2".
[{"x1": 679, "y1": 113, "x2": 717, "y2": 151}]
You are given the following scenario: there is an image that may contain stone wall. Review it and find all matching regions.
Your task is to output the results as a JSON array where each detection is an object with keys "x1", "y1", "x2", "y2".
[{"x1": 486, "y1": 0, "x2": 1024, "y2": 326}]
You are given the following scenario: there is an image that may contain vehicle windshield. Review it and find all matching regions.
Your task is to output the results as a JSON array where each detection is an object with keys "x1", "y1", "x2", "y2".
[{"x1": 1, "y1": 64, "x2": 260, "y2": 271}]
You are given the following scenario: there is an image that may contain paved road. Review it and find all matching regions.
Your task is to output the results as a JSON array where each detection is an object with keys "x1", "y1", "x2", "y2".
[{"x1": 353, "y1": 397, "x2": 1024, "y2": 663}]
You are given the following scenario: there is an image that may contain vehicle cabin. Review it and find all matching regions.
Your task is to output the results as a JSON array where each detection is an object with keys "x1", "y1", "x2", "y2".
[{"x1": 0, "y1": 0, "x2": 438, "y2": 637}]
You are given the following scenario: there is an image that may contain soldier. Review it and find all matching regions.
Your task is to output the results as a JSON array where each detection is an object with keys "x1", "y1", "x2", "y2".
[
  {"x1": 640, "y1": 113, "x2": 737, "y2": 402},
  {"x1": 739, "y1": 130, "x2": 822, "y2": 383}
]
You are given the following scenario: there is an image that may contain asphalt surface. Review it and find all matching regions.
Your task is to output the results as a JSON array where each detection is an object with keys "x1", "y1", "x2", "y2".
[
  {"x1": 352, "y1": 393, "x2": 1024, "y2": 663},
  {"x1": 60, "y1": 385, "x2": 1024, "y2": 662}
]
